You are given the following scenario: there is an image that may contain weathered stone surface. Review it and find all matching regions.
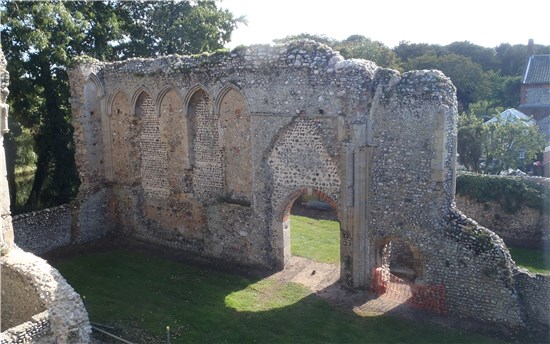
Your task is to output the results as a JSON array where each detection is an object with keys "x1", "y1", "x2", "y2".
[
  {"x1": 1, "y1": 250, "x2": 91, "y2": 343},
  {"x1": 456, "y1": 195, "x2": 546, "y2": 246},
  {"x1": 1, "y1": 45, "x2": 13, "y2": 251},
  {"x1": 12, "y1": 205, "x2": 72, "y2": 254},
  {"x1": 1, "y1": 46, "x2": 91, "y2": 343},
  {"x1": 66, "y1": 40, "x2": 548, "y2": 334}
]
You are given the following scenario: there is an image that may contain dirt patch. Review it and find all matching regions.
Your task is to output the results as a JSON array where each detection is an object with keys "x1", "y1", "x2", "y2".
[
  {"x1": 273, "y1": 256, "x2": 340, "y2": 291},
  {"x1": 274, "y1": 256, "x2": 413, "y2": 318}
]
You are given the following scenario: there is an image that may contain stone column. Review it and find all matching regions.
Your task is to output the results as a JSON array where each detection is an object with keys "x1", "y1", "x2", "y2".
[
  {"x1": 349, "y1": 119, "x2": 371, "y2": 288},
  {"x1": 1, "y1": 46, "x2": 14, "y2": 251}
]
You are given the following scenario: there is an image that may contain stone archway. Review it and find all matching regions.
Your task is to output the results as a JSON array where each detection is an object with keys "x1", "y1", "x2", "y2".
[
  {"x1": 265, "y1": 117, "x2": 342, "y2": 271},
  {"x1": 375, "y1": 237, "x2": 425, "y2": 284},
  {"x1": 275, "y1": 187, "x2": 341, "y2": 271}
]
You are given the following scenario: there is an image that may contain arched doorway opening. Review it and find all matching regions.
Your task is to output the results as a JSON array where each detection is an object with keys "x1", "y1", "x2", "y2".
[
  {"x1": 277, "y1": 188, "x2": 340, "y2": 277},
  {"x1": 372, "y1": 237, "x2": 448, "y2": 315},
  {"x1": 375, "y1": 237, "x2": 425, "y2": 284}
]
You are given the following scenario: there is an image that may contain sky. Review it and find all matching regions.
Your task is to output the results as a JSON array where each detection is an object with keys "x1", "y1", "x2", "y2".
[{"x1": 220, "y1": 0, "x2": 550, "y2": 49}]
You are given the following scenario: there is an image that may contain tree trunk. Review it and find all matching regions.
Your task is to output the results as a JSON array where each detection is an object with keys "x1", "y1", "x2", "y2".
[
  {"x1": 25, "y1": 58, "x2": 59, "y2": 208},
  {"x1": 25, "y1": 140, "x2": 49, "y2": 208},
  {"x1": 4, "y1": 132, "x2": 17, "y2": 209}
]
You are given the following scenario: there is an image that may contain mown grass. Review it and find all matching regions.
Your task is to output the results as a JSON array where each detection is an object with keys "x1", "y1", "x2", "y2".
[
  {"x1": 508, "y1": 246, "x2": 550, "y2": 274},
  {"x1": 290, "y1": 214, "x2": 340, "y2": 263},
  {"x1": 54, "y1": 250, "x2": 506, "y2": 343}
]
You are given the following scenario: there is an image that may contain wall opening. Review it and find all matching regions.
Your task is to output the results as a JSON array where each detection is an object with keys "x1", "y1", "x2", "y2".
[
  {"x1": 376, "y1": 238, "x2": 424, "y2": 284},
  {"x1": 278, "y1": 188, "x2": 340, "y2": 276},
  {"x1": 372, "y1": 237, "x2": 447, "y2": 315}
]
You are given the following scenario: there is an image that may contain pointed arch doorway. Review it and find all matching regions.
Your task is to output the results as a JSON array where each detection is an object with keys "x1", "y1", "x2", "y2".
[{"x1": 275, "y1": 188, "x2": 341, "y2": 283}]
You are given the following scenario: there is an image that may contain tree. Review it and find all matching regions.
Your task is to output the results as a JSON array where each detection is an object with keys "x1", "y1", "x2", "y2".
[
  {"x1": 1, "y1": 1, "x2": 93, "y2": 209},
  {"x1": 1, "y1": 0, "x2": 240, "y2": 211},
  {"x1": 274, "y1": 34, "x2": 400, "y2": 69},
  {"x1": 482, "y1": 118, "x2": 545, "y2": 174},
  {"x1": 406, "y1": 53, "x2": 489, "y2": 111},
  {"x1": 334, "y1": 35, "x2": 401, "y2": 69},
  {"x1": 116, "y1": 0, "x2": 244, "y2": 58},
  {"x1": 488, "y1": 74, "x2": 521, "y2": 109},
  {"x1": 457, "y1": 112, "x2": 485, "y2": 172},
  {"x1": 495, "y1": 43, "x2": 528, "y2": 77},
  {"x1": 445, "y1": 41, "x2": 499, "y2": 72},
  {"x1": 394, "y1": 41, "x2": 444, "y2": 63},
  {"x1": 273, "y1": 33, "x2": 336, "y2": 47}
]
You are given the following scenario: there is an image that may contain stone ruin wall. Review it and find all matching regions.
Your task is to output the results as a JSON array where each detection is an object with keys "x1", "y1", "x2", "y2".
[
  {"x1": 456, "y1": 176, "x2": 550, "y2": 247},
  {"x1": 0, "y1": 48, "x2": 91, "y2": 343},
  {"x1": 1, "y1": 44, "x2": 12, "y2": 252},
  {"x1": 12, "y1": 205, "x2": 72, "y2": 254},
  {"x1": 68, "y1": 41, "x2": 549, "y2": 335}
]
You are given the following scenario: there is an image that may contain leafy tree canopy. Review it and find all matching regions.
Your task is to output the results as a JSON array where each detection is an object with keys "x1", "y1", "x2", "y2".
[
  {"x1": 457, "y1": 112, "x2": 485, "y2": 173},
  {"x1": 481, "y1": 118, "x2": 546, "y2": 174},
  {"x1": 458, "y1": 111, "x2": 546, "y2": 174},
  {"x1": 445, "y1": 41, "x2": 500, "y2": 72},
  {"x1": 406, "y1": 53, "x2": 489, "y2": 111},
  {"x1": 1, "y1": 0, "x2": 241, "y2": 212},
  {"x1": 273, "y1": 33, "x2": 336, "y2": 47},
  {"x1": 274, "y1": 34, "x2": 400, "y2": 69},
  {"x1": 116, "y1": 0, "x2": 244, "y2": 58},
  {"x1": 394, "y1": 41, "x2": 448, "y2": 64}
]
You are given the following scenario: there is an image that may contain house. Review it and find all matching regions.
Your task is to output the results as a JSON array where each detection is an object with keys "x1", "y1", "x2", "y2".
[
  {"x1": 518, "y1": 40, "x2": 550, "y2": 176},
  {"x1": 518, "y1": 50, "x2": 550, "y2": 140}
]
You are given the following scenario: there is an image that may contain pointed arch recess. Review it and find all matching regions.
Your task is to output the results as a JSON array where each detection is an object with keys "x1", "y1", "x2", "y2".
[
  {"x1": 214, "y1": 84, "x2": 249, "y2": 115},
  {"x1": 157, "y1": 86, "x2": 191, "y2": 181},
  {"x1": 109, "y1": 90, "x2": 138, "y2": 183},
  {"x1": 80, "y1": 76, "x2": 105, "y2": 183},
  {"x1": 131, "y1": 86, "x2": 155, "y2": 116},
  {"x1": 217, "y1": 84, "x2": 252, "y2": 199},
  {"x1": 183, "y1": 84, "x2": 212, "y2": 117},
  {"x1": 185, "y1": 85, "x2": 224, "y2": 202},
  {"x1": 135, "y1": 89, "x2": 169, "y2": 199},
  {"x1": 155, "y1": 84, "x2": 183, "y2": 115},
  {"x1": 85, "y1": 73, "x2": 106, "y2": 103}
]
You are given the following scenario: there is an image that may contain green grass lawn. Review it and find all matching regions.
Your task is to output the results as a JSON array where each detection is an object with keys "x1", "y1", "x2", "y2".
[
  {"x1": 54, "y1": 250, "x2": 506, "y2": 344},
  {"x1": 290, "y1": 214, "x2": 340, "y2": 263},
  {"x1": 508, "y1": 246, "x2": 550, "y2": 274}
]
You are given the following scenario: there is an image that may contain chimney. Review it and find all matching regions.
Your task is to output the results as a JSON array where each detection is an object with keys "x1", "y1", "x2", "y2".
[{"x1": 528, "y1": 39, "x2": 534, "y2": 56}]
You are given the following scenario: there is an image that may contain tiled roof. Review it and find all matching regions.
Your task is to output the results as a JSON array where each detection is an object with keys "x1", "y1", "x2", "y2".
[{"x1": 523, "y1": 55, "x2": 550, "y2": 84}]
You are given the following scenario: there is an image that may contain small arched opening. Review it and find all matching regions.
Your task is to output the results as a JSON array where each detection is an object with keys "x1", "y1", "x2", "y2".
[
  {"x1": 372, "y1": 237, "x2": 448, "y2": 315},
  {"x1": 375, "y1": 237, "x2": 425, "y2": 284}
]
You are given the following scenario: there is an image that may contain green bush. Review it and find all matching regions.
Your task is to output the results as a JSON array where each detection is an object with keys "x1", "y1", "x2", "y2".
[{"x1": 456, "y1": 174, "x2": 546, "y2": 214}]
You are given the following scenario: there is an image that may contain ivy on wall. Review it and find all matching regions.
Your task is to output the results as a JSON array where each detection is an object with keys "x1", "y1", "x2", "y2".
[{"x1": 456, "y1": 174, "x2": 547, "y2": 214}]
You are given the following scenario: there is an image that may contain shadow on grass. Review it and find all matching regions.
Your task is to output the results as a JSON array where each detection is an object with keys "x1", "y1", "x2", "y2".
[{"x1": 53, "y1": 248, "x2": 511, "y2": 344}]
